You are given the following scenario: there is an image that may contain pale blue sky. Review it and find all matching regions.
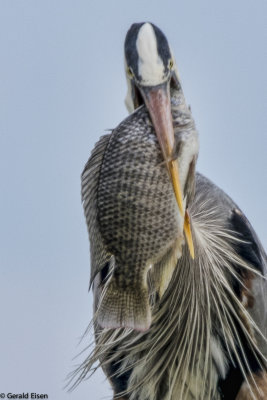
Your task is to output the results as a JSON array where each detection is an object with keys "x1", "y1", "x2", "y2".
[{"x1": 0, "y1": 1, "x2": 266, "y2": 399}]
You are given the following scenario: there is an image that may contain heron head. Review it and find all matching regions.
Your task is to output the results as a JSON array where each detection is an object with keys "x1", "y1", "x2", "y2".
[{"x1": 124, "y1": 22, "x2": 180, "y2": 112}]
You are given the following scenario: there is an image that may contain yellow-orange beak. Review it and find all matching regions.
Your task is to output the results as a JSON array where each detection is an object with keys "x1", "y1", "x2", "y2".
[{"x1": 141, "y1": 83, "x2": 194, "y2": 259}]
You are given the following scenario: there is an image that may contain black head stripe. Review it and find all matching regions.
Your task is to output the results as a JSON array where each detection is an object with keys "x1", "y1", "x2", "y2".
[
  {"x1": 124, "y1": 23, "x2": 145, "y2": 80},
  {"x1": 151, "y1": 23, "x2": 171, "y2": 73}
]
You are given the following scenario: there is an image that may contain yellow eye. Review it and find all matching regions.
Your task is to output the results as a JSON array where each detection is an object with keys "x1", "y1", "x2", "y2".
[
  {"x1": 169, "y1": 59, "x2": 174, "y2": 69},
  {"x1": 127, "y1": 66, "x2": 134, "y2": 78}
]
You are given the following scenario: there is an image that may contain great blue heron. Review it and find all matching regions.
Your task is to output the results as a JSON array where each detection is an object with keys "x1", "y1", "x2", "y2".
[{"x1": 77, "y1": 22, "x2": 267, "y2": 399}]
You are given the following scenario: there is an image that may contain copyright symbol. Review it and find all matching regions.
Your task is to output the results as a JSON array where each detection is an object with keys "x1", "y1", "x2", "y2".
[{"x1": 0, "y1": 394, "x2": 5, "y2": 399}]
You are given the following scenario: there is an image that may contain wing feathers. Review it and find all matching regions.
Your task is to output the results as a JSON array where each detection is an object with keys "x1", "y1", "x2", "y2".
[{"x1": 81, "y1": 134, "x2": 113, "y2": 286}]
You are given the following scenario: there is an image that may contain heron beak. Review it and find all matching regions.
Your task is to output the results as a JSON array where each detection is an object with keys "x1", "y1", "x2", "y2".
[
  {"x1": 141, "y1": 83, "x2": 184, "y2": 216},
  {"x1": 140, "y1": 82, "x2": 195, "y2": 259}
]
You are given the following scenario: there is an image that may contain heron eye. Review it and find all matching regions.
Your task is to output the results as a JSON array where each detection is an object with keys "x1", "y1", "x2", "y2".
[
  {"x1": 169, "y1": 59, "x2": 174, "y2": 69},
  {"x1": 127, "y1": 66, "x2": 134, "y2": 78}
]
